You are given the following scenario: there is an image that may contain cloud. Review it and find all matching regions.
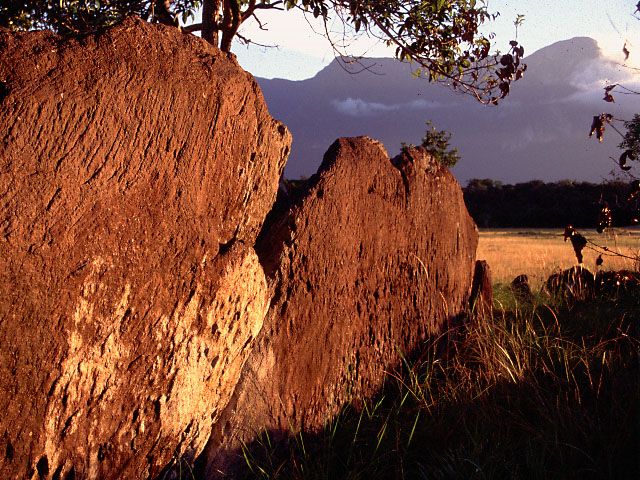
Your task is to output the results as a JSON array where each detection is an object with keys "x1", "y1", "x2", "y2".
[
  {"x1": 332, "y1": 97, "x2": 444, "y2": 116},
  {"x1": 569, "y1": 59, "x2": 633, "y2": 88}
]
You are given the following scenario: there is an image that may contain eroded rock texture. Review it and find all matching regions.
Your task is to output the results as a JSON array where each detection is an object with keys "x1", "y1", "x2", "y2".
[
  {"x1": 204, "y1": 137, "x2": 478, "y2": 474},
  {"x1": 0, "y1": 18, "x2": 290, "y2": 479}
]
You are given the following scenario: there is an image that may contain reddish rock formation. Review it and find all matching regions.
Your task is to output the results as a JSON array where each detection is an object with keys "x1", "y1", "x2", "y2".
[
  {"x1": 203, "y1": 137, "x2": 478, "y2": 474},
  {"x1": 0, "y1": 18, "x2": 290, "y2": 479},
  {"x1": 470, "y1": 260, "x2": 493, "y2": 318}
]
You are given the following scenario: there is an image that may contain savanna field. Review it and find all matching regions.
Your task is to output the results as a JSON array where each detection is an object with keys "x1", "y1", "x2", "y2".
[
  {"x1": 230, "y1": 229, "x2": 640, "y2": 480},
  {"x1": 478, "y1": 228, "x2": 640, "y2": 288}
]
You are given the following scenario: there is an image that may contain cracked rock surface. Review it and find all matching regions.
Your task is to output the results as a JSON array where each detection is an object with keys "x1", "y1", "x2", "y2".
[{"x1": 0, "y1": 17, "x2": 289, "y2": 479}]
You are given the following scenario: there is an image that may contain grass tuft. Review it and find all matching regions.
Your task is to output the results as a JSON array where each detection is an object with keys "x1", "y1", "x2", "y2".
[{"x1": 237, "y1": 287, "x2": 639, "y2": 479}]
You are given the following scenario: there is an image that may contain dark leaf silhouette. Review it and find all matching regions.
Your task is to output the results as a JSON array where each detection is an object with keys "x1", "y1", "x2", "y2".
[
  {"x1": 564, "y1": 225, "x2": 587, "y2": 264},
  {"x1": 597, "y1": 203, "x2": 612, "y2": 233},
  {"x1": 623, "y1": 43, "x2": 630, "y2": 62},
  {"x1": 500, "y1": 54, "x2": 513, "y2": 66},
  {"x1": 563, "y1": 225, "x2": 575, "y2": 240},
  {"x1": 570, "y1": 233, "x2": 587, "y2": 264},
  {"x1": 619, "y1": 150, "x2": 636, "y2": 171},
  {"x1": 499, "y1": 82, "x2": 510, "y2": 98},
  {"x1": 515, "y1": 64, "x2": 527, "y2": 80},
  {"x1": 603, "y1": 85, "x2": 616, "y2": 103},
  {"x1": 596, "y1": 254, "x2": 603, "y2": 266},
  {"x1": 589, "y1": 114, "x2": 613, "y2": 142}
]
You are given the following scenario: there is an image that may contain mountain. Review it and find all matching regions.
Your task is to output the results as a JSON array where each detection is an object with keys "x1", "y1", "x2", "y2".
[{"x1": 257, "y1": 37, "x2": 640, "y2": 184}]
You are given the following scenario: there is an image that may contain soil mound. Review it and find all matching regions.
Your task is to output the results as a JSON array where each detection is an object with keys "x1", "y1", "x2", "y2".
[
  {"x1": 0, "y1": 17, "x2": 290, "y2": 479},
  {"x1": 203, "y1": 137, "x2": 478, "y2": 474}
]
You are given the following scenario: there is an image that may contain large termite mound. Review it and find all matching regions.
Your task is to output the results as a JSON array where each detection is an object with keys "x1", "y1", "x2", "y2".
[
  {"x1": 0, "y1": 17, "x2": 290, "y2": 479},
  {"x1": 203, "y1": 137, "x2": 478, "y2": 474}
]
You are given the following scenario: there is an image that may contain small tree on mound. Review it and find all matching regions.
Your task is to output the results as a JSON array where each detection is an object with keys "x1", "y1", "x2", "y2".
[
  {"x1": 401, "y1": 121, "x2": 460, "y2": 168},
  {"x1": 420, "y1": 120, "x2": 461, "y2": 167},
  {"x1": 1, "y1": 1, "x2": 525, "y2": 105}
]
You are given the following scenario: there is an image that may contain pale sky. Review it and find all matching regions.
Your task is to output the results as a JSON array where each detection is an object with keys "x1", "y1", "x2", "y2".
[{"x1": 227, "y1": 0, "x2": 640, "y2": 79}]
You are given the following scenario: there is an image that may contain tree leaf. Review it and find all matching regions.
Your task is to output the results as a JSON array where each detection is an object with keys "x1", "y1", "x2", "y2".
[
  {"x1": 564, "y1": 225, "x2": 586, "y2": 264},
  {"x1": 619, "y1": 150, "x2": 636, "y2": 171},
  {"x1": 589, "y1": 114, "x2": 613, "y2": 143},
  {"x1": 563, "y1": 225, "x2": 575, "y2": 241},
  {"x1": 569, "y1": 232, "x2": 587, "y2": 264},
  {"x1": 499, "y1": 54, "x2": 513, "y2": 66}
]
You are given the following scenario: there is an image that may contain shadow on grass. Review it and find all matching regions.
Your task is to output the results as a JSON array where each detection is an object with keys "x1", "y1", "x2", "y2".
[{"x1": 190, "y1": 290, "x2": 639, "y2": 480}]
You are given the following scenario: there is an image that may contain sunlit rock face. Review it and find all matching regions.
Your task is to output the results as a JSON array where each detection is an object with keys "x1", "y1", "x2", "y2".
[
  {"x1": 203, "y1": 137, "x2": 478, "y2": 476},
  {"x1": 0, "y1": 17, "x2": 290, "y2": 479}
]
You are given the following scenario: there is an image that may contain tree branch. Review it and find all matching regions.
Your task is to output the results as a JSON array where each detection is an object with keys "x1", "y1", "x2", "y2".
[
  {"x1": 235, "y1": 31, "x2": 278, "y2": 48},
  {"x1": 183, "y1": 22, "x2": 202, "y2": 33},
  {"x1": 220, "y1": 0, "x2": 241, "y2": 52},
  {"x1": 250, "y1": 12, "x2": 268, "y2": 31},
  {"x1": 241, "y1": 0, "x2": 257, "y2": 22},
  {"x1": 201, "y1": 0, "x2": 221, "y2": 46},
  {"x1": 242, "y1": 1, "x2": 284, "y2": 22}
]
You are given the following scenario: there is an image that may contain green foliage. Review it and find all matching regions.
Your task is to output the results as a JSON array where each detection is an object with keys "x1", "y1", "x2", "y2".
[
  {"x1": 620, "y1": 113, "x2": 640, "y2": 161},
  {"x1": 419, "y1": 120, "x2": 460, "y2": 167},
  {"x1": 0, "y1": 1, "x2": 149, "y2": 33},
  {"x1": 0, "y1": 1, "x2": 525, "y2": 103}
]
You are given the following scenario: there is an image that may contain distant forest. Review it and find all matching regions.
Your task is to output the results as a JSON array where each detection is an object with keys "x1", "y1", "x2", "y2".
[{"x1": 463, "y1": 179, "x2": 640, "y2": 228}]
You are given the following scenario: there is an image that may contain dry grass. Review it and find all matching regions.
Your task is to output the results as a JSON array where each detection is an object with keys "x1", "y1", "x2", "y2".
[{"x1": 477, "y1": 228, "x2": 640, "y2": 288}]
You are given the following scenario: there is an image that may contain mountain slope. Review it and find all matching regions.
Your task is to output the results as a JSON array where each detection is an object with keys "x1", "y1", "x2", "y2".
[{"x1": 258, "y1": 37, "x2": 640, "y2": 183}]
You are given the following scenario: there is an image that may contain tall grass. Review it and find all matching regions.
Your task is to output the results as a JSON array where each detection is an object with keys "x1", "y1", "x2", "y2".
[{"x1": 237, "y1": 288, "x2": 639, "y2": 479}]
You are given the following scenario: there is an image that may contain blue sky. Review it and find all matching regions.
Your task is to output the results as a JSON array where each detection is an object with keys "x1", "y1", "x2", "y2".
[{"x1": 227, "y1": 0, "x2": 639, "y2": 79}]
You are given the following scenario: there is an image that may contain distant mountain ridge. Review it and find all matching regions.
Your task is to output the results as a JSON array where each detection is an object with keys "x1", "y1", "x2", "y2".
[{"x1": 257, "y1": 37, "x2": 640, "y2": 183}]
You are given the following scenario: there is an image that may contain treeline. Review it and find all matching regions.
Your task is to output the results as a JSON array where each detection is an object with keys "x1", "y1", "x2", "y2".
[{"x1": 463, "y1": 179, "x2": 639, "y2": 228}]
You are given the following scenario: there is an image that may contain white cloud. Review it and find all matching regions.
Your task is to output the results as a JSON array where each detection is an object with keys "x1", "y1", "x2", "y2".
[
  {"x1": 564, "y1": 58, "x2": 640, "y2": 104},
  {"x1": 332, "y1": 98, "x2": 445, "y2": 116},
  {"x1": 569, "y1": 58, "x2": 636, "y2": 89}
]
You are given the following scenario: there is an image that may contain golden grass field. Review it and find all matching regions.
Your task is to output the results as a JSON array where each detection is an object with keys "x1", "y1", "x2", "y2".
[{"x1": 477, "y1": 228, "x2": 640, "y2": 288}]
